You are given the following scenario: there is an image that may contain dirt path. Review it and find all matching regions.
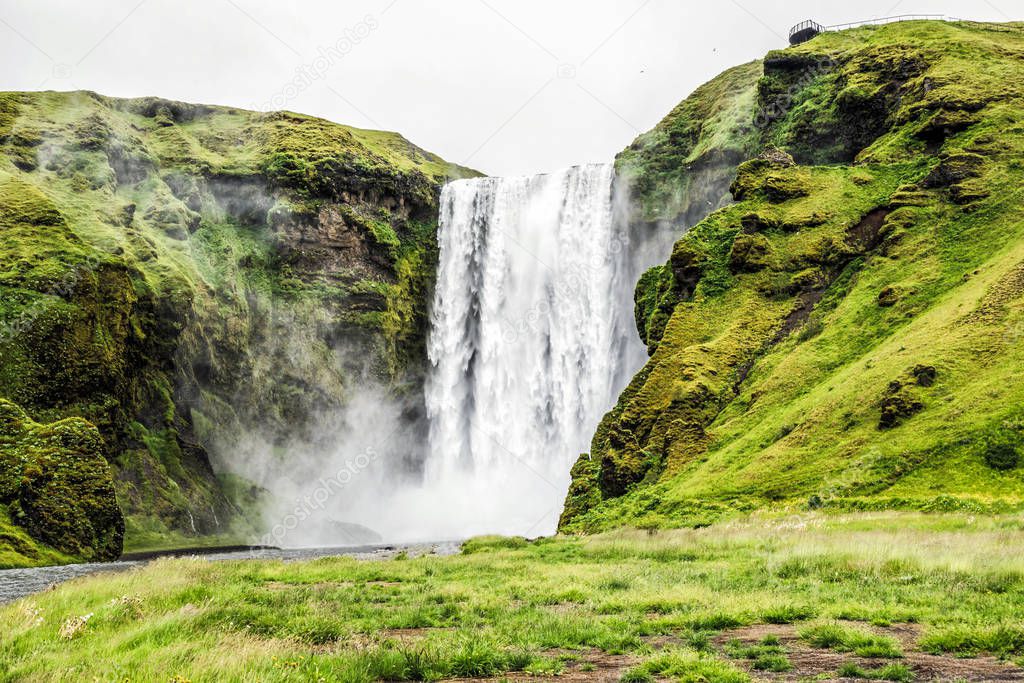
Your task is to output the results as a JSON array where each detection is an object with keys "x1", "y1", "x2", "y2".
[
  {"x1": 716, "y1": 623, "x2": 1024, "y2": 682},
  {"x1": 446, "y1": 622, "x2": 1024, "y2": 682}
]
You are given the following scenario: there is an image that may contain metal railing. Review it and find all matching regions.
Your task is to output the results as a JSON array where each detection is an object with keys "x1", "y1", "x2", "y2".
[
  {"x1": 788, "y1": 14, "x2": 961, "y2": 45},
  {"x1": 824, "y1": 14, "x2": 953, "y2": 31},
  {"x1": 788, "y1": 19, "x2": 824, "y2": 39}
]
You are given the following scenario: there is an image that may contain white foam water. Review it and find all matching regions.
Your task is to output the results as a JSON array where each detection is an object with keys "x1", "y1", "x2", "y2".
[
  {"x1": 245, "y1": 164, "x2": 666, "y2": 545},
  {"x1": 415, "y1": 163, "x2": 645, "y2": 537}
]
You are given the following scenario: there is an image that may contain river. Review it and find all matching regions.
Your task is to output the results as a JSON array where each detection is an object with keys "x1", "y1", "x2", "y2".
[{"x1": 0, "y1": 541, "x2": 460, "y2": 605}]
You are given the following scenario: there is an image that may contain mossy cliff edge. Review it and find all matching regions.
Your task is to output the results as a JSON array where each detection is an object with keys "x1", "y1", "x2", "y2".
[
  {"x1": 0, "y1": 91, "x2": 476, "y2": 565},
  {"x1": 562, "y1": 20, "x2": 1024, "y2": 531}
]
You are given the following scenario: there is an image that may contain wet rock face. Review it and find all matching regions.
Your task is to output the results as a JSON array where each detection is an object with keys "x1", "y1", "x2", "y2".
[
  {"x1": 0, "y1": 400, "x2": 124, "y2": 560},
  {"x1": 0, "y1": 91, "x2": 476, "y2": 553},
  {"x1": 270, "y1": 203, "x2": 394, "y2": 280}
]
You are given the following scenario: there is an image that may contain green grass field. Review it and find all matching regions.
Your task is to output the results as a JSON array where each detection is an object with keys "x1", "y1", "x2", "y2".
[{"x1": 2, "y1": 512, "x2": 1023, "y2": 682}]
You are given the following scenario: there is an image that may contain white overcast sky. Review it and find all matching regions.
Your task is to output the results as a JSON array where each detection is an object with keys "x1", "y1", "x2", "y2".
[{"x1": 0, "y1": 0, "x2": 1017, "y2": 176}]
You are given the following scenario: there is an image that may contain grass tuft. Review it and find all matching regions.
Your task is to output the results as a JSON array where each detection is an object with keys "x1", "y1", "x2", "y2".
[{"x1": 800, "y1": 623, "x2": 902, "y2": 658}]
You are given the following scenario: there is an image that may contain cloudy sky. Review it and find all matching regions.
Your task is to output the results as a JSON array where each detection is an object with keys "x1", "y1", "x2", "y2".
[{"x1": 1, "y1": 0, "x2": 1016, "y2": 175}]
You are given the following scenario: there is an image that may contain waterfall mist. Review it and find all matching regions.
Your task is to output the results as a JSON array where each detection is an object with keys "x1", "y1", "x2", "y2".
[{"x1": 217, "y1": 164, "x2": 678, "y2": 546}]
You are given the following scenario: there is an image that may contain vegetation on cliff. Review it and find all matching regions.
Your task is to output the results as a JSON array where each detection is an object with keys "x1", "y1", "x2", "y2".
[
  {"x1": 616, "y1": 60, "x2": 762, "y2": 226},
  {"x1": 0, "y1": 91, "x2": 475, "y2": 564},
  {"x1": 0, "y1": 399, "x2": 122, "y2": 565},
  {"x1": 563, "y1": 20, "x2": 1024, "y2": 532}
]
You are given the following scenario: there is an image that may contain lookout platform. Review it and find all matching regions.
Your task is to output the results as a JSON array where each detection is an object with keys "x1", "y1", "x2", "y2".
[{"x1": 788, "y1": 14, "x2": 959, "y2": 45}]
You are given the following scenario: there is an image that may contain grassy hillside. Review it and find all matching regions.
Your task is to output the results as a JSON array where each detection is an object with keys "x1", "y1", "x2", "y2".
[
  {"x1": 0, "y1": 91, "x2": 476, "y2": 565},
  {"x1": 562, "y1": 20, "x2": 1024, "y2": 532}
]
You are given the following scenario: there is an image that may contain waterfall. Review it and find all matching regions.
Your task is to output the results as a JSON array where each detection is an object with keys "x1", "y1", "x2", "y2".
[
  {"x1": 228, "y1": 164, "x2": 673, "y2": 545},
  {"x1": 419, "y1": 163, "x2": 647, "y2": 537}
]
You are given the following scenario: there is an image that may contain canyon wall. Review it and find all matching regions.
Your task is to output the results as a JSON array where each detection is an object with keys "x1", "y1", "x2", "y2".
[{"x1": 0, "y1": 91, "x2": 476, "y2": 563}]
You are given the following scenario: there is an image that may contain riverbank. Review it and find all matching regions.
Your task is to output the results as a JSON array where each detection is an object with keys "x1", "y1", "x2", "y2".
[
  {"x1": 0, "y1": 542, "x2": 459, "y2": 606},
  {"x1": 1, "y1": 513, "x2": 1022, "y2": 681}
]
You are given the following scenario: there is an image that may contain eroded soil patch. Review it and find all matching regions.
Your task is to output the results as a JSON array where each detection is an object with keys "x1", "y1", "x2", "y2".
[{"x1": 715, "y1": 623, "x2": 1024, "y2": 682}]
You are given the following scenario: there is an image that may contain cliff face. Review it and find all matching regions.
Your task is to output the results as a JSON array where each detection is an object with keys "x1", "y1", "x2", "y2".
[
  {"x1": 562, "y1": 20, "x2": 1024, "y2": 531},
  {"x1": 0, "y1": 91, "x2": 476, "y2": 565}
]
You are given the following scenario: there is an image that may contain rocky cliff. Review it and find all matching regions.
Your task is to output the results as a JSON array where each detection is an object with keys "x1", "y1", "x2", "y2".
[
  {"x1": 562, "y1": 20, "x2": 1024, "y2": 531},
  {"x1": 0, "y1": 91, "x2": 476, "y2": 565}
]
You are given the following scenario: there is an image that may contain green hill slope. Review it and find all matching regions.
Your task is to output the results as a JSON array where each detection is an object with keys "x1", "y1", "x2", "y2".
[
  {"x1": 562, "y1": 20, "x2": 1024, "y2": 531},
  {"x1": 0, "y1": 91, "x2": 476, "y2": 565}
]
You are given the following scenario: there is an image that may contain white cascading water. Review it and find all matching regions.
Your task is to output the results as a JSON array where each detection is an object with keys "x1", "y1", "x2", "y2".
[
  {"x1": 418, "y1": 163, "x2": 645, "y2": 537},
  {"x1": 231, "y1": 164, "x2": 667, "y2": 545},
  {"x1": 220, "y1": 161, "x2": 713, "y2": 545}
]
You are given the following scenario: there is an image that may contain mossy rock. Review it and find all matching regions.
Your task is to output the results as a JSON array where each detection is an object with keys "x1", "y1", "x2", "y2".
[
  {"x1": 949, "y1": 178, "x2": 991, "y2": 205},
  {"x1": 878, "y1": 365, "x2": 937, "y2": 428},
  {"x1": 923, "y1": 152, "x2": 985, "y2": 188},
  {"x1": 921, "y1": 152, "x2": 990, "y2": 204},
  {"x1": 914, "y1": 109, "x2": 980, "y2": 144},
  {"x1": 764, "y1": 171, "x2": 811, "y2": 202},
  {"x1": 730, "y1": 151, "x2": 809, "y2": 204},
  {"x1": 877, "y1": 285, "x2": 901, "y2": 307},
  {"x1": 982, "y1": 429, "x2": 1021, "y2": 471},
  {"x1": 0, "y1": 399, "x2": 27, "y2": 436},
  {"x1": 0, "y1": 179, "x2": 64, "y2": 228},
  {"x1": 599, "y1": 443, "x2": 652, "y2": 499},
  {"x1": 558, "y1": 454, "x2": 603, "y2": 530},
  {"x1": 669, "y1": 241, "x2": 706, "y2": 296},
  {"x1": 729, "y1": 233, "x2": 775, "y2": 273},
  {"x1": 634, "y1": 265, "x2": 677, "y2": 351},
  {"x1": 0, "y1": 399, "x2": 123, "y2": 560},
  {"x1": 792, "y1": 267, "x2": 826, "y2": 291},
  {"x1": 740, "y1": 211, "x2": 781, "y2": 233},
  {"x1": 911, "y1": 365, "x2": 936, "y2": 388}
]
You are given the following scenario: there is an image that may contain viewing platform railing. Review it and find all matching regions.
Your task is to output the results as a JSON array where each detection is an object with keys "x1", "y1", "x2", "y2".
[{"x1": 788, "y1": 14, "x2": 960, "y2": 45}]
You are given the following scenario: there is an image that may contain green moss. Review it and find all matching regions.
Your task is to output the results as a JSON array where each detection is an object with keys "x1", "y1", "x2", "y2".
[
  {"x1": 617, "y1": 61, "x2": 763, "y2": 222},
  {"x1": 0, "y1": 398, "x2": 123, "y2": 561},
  {"x1": 0, "y1": 89, "x2": 474, "y2": 554},
  {"x1": 728, "y1": 233, "x2": 775, "y2": 272},
  {"x1": 564, "y1": 20, "x2": 1024, "y2": 532},
  {"x1": 982, "y1": 427, "x2": 1022, "y2": 471},
  {"x1": 0, "y1": 177, "x2": 63, "y2": 227},
  {"x1": 0, "y1": 505, "x2": 73, "y2": 568},
  {"x1": 633, "y1": 265, "x2": 676, "y2": 352},
  {"x1": 558, "y1": 454, "x2": 603, "y2": 529}
]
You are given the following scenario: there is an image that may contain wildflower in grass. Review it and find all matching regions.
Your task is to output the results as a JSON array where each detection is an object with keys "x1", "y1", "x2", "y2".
[
  {"x1": 58, "y1": 612, "x2": 93, "y2": 640},
  {"x1": 20, "y1": 602, "x2": 43, "y2": 628}
]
